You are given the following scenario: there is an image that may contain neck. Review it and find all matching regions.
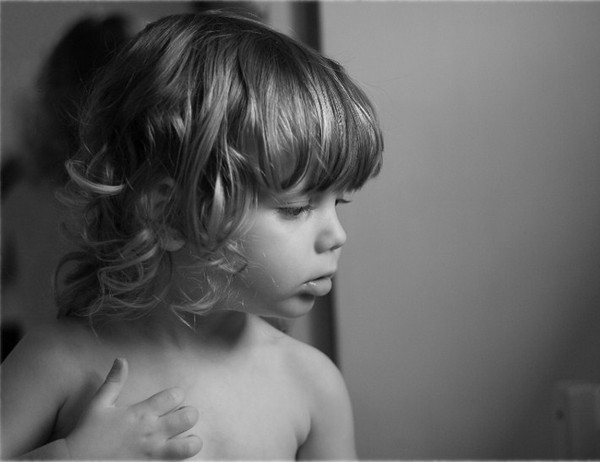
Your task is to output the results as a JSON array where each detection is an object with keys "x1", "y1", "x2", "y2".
[{"x1": 99, "y1": 307, "x2": 249, "y2": 352}]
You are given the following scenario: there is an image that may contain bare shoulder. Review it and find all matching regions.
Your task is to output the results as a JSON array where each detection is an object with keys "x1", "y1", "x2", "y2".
[
  {"x1": 252, "y1": 318, "x2": 357, "y2": 459},
  {"x1": 15, "y1": 318, "x2": 95, "y2": 368},
  {"x1": 253, "y1": 316, "x2": 348, "y2": 397},
  {"x1": 6, "y1": 318, "x2": 93, "y2": 369},
  {"x1": 0, "y1": 318, "x2": 98, "y2": 458},
  {"x1": 2, "y1": 318, "x2": 101, "y2": 401}
]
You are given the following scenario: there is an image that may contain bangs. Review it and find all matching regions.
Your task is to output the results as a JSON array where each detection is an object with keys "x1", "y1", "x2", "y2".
[{"x1": 236, "y1": 37, "x2": 383, "y2": 195}]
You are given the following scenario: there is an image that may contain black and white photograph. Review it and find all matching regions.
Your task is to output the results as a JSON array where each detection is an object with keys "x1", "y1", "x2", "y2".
[{"x1": 2, "y1": 1, "x2": 600, "y2": 459}]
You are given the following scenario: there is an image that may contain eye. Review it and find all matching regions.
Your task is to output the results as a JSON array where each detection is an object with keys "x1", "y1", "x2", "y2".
[
  {"x1": 277, "y1": 204, "x2": 313, "y2": 218},
  {"x1": 335, "y1": 192, "x2": 354, "y2": 207}
]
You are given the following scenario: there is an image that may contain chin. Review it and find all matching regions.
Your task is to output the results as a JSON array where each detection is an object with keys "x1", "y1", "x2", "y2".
[{"x1": 271, "y1": 294, "x2": 317, "y2": 319}]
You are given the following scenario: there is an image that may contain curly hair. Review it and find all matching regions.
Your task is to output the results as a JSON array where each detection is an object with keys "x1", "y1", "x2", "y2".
[{"x1": 55, "y1": 11, "x2": 384, "y2": 325}]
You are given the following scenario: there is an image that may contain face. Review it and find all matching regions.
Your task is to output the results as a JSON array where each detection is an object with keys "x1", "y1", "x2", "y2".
[{"x1": 230, "y1": 188, "x2": 351, "y2": 319}]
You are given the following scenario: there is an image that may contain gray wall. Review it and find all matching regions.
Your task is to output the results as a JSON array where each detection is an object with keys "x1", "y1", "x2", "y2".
[{"x1": 323, "y1": 2, "x2": 600, "y2": 459}]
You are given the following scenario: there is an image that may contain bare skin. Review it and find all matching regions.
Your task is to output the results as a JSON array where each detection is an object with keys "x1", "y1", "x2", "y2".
[
  {"x1": 1, "y1": 189, "x2": 357, "y2": 459},
  {"x1": 1, "y1": 311, "x2": 356, "y2": 459}
]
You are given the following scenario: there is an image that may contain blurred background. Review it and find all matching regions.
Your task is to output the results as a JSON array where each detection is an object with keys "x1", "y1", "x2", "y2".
[{"x1": 2, "y1": 1, "x2": 600, "y2": 459}]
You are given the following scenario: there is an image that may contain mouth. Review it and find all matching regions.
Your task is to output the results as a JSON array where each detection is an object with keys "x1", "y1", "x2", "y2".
[
  {"x1": 301, "y1": 273, "x2": 335, "y2": 297},
  {"x1": 307, "y1": 269, "x2": 337, "y2": 282}
]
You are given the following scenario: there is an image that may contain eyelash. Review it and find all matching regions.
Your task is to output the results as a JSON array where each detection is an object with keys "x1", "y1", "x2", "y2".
[
  {"x1": 277, "y1": 204, "x2": 313, "y2": 218},
  {"x1": 277, "y1": 197, "x2": 351, "y2": 218}
]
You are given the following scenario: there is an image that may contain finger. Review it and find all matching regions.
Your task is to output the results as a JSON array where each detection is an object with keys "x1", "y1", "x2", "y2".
[
  {"x1": 92, "y1": 358, "x2": 128, "y2": 407},
  {"x1": 160, "y1": 406, "x2": 199, "y2": 437},
  {"x1": 135, "y1": 386, "x2": 185, "y2": 417},
  {"x1": 161, "y1": 435, "x2": 203, "y2": 460}
]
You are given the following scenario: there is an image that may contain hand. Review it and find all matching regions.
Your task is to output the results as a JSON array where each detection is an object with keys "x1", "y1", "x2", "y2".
[{"x1": 64, "y1": 358, "x2": 202, "y2": 460}]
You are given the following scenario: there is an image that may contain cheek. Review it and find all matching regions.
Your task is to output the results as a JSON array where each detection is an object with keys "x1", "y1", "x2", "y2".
[
  {"x1": 243, "y1": 225, "x2": 291, "y2": 272},
  {"x1": 245, "y1": 247, "x2": 291, "y2": 286},
  {"x1": 240, "y1": 241, "x2": 301, "y2": 294}
]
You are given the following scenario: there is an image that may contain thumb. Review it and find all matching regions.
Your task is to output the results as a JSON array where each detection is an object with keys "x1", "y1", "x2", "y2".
[{"x1": 92, "y1": 357, "x2": 129, "y2": 407}]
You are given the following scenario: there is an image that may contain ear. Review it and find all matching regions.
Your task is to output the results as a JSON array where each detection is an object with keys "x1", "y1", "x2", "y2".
[{"x1": 147, "y1": 178, "x2": 186, "y2": 252}]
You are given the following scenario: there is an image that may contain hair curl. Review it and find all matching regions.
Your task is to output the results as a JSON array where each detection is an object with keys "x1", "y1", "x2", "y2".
[{"x1": 56, "y1": 11, "x2": 384, "y2": 325}]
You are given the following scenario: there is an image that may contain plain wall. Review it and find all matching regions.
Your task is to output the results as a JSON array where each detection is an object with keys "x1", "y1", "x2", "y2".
[{"x1": 322, "y1": 2, "x2": 600, "y2": 459}]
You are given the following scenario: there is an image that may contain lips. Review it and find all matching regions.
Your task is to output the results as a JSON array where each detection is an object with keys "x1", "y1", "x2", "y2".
[{"x1": 302, "y1": 275, "x2": 334, "y2": 297}]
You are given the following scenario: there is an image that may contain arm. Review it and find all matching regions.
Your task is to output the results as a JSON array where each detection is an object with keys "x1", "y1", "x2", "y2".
[
  {"x1": 1, "y1": 327, "x2": 71, "y2": 459},
  {"x1": 296, "y1": 352, "x2": 357, "y2": 460},
  {"x1": 1, "y1": 329, "x2": 202, "y2": 460}
]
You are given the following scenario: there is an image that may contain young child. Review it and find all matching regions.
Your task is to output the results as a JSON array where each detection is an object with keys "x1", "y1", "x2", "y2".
[{"x1": 1, "y1": 11, "x2": 383, "y2": 460}]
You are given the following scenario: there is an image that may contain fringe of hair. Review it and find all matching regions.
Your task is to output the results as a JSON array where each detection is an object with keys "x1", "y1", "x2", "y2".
[{"x1": 55, "y1": 11, "x2": 383, "y2": 326}]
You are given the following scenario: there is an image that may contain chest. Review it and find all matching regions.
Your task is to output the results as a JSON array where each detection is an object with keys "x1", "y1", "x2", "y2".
[{"x1": 56, "y1": 353, "x2": 311, "y2": 459}]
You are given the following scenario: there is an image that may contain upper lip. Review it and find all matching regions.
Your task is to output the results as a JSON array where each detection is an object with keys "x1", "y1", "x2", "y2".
[{"x1": 307, "y1": 270, "x2": 337, "y2": 282}]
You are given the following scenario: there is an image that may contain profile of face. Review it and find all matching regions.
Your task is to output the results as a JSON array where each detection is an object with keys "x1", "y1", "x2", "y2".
[{"x1": 230, "y1": 187, "x2": 351, "y2": 319}]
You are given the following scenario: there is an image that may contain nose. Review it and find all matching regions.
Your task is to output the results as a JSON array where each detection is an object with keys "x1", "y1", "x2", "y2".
[{"x1": 315, "y1": 207, "x2": 347, "y2": 253}]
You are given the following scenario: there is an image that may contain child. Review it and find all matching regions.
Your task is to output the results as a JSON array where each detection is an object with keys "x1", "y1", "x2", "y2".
[{"x1": 1, "y1": 11, "x2": 383, "y2": 460}]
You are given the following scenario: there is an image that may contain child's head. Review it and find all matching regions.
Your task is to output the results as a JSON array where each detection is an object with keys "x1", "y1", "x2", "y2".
[{"x1": 57, "y1": 11, "x2": 383, "y2": 324}]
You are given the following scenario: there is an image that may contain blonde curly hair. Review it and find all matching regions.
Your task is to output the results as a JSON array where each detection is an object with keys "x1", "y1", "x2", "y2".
[{"x1": 55, "y1": 11, "x2": 383, "y2": 326}]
